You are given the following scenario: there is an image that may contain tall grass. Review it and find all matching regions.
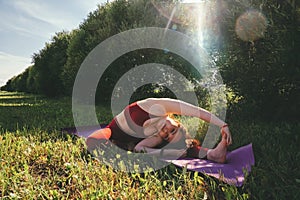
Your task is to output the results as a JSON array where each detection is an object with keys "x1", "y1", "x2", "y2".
[{"x1": 0, "y1": 91, "x2": 299, "y2": 199}]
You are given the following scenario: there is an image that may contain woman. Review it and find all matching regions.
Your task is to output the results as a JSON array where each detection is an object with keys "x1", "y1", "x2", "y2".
[{"x1": 86, "y1": 98, "x2": 232, "y2": 163}]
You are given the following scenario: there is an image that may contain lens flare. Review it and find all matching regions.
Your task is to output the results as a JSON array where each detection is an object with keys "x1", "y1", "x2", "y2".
[
  {"x1": 235, "y1": 10, "x2": 268, "y2": 42},
  {"x1": 151, "y1": 0, "x2": 190, "y2": 25},
  {"x1": 151, "y1": 0, "x2": 222, "y2": 48}
]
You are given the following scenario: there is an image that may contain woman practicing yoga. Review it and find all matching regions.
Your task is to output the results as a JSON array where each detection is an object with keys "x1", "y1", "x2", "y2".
[{"x1": 86, "y1": 98, "x2": 232, "y2": 163}]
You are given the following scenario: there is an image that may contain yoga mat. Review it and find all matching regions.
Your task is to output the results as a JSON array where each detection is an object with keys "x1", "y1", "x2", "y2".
[
  {"x1": 62, "y1": 126, "x2": 255, "y2": 186},
  {"x1": 164, "y1": 143, "x2": 255, "y2": 187}
]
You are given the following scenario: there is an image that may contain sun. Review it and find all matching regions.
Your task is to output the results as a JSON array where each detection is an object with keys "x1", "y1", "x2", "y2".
[
  {"x1": 181, "y1": 0, "x2": 213, "y2": 48},
  {"x1": 151, "y1": 0, "x2": 215, "y2": 48}
]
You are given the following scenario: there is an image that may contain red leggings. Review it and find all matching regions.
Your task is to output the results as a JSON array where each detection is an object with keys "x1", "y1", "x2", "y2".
[{"x1": 88, "y1": 127, "x2": 112, "y2": 140}]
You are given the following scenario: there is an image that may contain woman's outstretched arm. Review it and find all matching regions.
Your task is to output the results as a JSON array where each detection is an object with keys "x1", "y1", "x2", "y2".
[{"x1": 138, "y1": 98, "x2": 225, "y2": 126}]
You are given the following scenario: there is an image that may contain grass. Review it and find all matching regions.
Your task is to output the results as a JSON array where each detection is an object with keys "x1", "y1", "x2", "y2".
[{"x1": 0, "y1": 91, "x2": 299, "y2": 199}]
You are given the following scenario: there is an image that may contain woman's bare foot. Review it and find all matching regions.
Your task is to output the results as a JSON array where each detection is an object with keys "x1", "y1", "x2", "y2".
[{"x1": 207, "y1": 135, "x2": 228, "y2": 163}]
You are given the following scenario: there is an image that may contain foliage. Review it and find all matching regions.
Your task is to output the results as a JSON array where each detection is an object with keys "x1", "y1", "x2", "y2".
[
  {"x1": 1, "y1": 91, "x2": 299, "y2": 199},
  {"x1": 1, "y1": 0, "x2": 299, "y2": 120},
  {"x1": 1, "y1": 70, "x2": 28, "y2": 93},
  {"x1": 2, "y1": 31, "x2": 71, "y2": 97},
  {"x1": 217, "y1": 0, "x2": 300, "y2": 121},
  {"x1": 97, "y1": 48, "x2": 205, "y2": 105},
  {"x1": 63, "y1": 0, "x2": 183, "y2": 103},
  {"x1": 1, "y1": 0, "x2": 207, "y2": 104},
  {"x1": 31, "y1": 31, "x2": 71, "y2": 97}
]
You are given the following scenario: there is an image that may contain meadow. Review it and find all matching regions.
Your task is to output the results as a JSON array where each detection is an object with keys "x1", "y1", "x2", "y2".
[{"x1": 0, "y1": 91, "x2": 299, "y2": 199}]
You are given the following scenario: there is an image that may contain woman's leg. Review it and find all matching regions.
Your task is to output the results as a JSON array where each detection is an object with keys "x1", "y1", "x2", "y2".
[{"x1": 86, "y1": 128, "x2": 112, "y2": 151}]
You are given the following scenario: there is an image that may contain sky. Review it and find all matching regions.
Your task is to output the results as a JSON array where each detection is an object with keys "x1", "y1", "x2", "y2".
[{"x1": 0, "y1": 0, "x2": 109, "y2": 87}]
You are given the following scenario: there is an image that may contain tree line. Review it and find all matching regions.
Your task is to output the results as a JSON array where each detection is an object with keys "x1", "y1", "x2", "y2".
[{"x1": 1, "y1": 0, "x2": 299, "y2": 121}]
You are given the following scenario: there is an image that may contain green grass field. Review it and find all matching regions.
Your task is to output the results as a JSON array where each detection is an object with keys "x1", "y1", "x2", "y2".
[{"x1": 0, "y1": 91, "x2": 299, "y2": 199}]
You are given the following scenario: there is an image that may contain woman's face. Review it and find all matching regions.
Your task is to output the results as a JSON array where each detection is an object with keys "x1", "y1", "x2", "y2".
[{"x1": 158, "y1": 117, "x2": 183, "y2": 143}]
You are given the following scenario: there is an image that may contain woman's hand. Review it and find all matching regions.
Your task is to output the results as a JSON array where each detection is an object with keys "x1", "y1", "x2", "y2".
[{"x1": 221, "y1": 125, "x2": 232, "y2": 146}]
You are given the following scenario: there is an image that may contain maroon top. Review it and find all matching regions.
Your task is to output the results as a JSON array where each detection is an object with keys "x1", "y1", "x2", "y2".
[{"x1": 106, "y1": 102, "x2": 155, "y2": 149}]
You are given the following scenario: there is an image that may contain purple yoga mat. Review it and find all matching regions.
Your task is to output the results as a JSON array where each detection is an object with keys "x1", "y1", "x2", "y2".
[
  {"x1": 164, "y1": 143, "x2": 255, "y2": 187},
  {"x1": 62, "y1": 126, "x2": 255, "y2": 186}
]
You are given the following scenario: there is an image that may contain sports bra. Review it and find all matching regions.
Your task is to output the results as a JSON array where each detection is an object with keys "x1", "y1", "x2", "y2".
[{"x1": 107, "y1": 102, "x2": 156, "y2": 147}]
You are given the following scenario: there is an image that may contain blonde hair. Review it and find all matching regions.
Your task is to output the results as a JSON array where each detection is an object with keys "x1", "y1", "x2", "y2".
[
  {"x1": 167, "y1": 114, "x2": 201, "y2": 147},
  {"x1": 168, "y1": 114, "x2": 189, "y2": 138}
]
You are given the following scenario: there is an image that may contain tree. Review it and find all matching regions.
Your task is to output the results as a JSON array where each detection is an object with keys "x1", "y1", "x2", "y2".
[
  {"x1": 32, "y1": 31, "x2": 71, "y2": 97},
  {"x1": 217, "y1": 0, "x2": 300, "y2": 121},
  {"x1": 62, "y1": 0, "x2": 172, "y2": 101}
]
